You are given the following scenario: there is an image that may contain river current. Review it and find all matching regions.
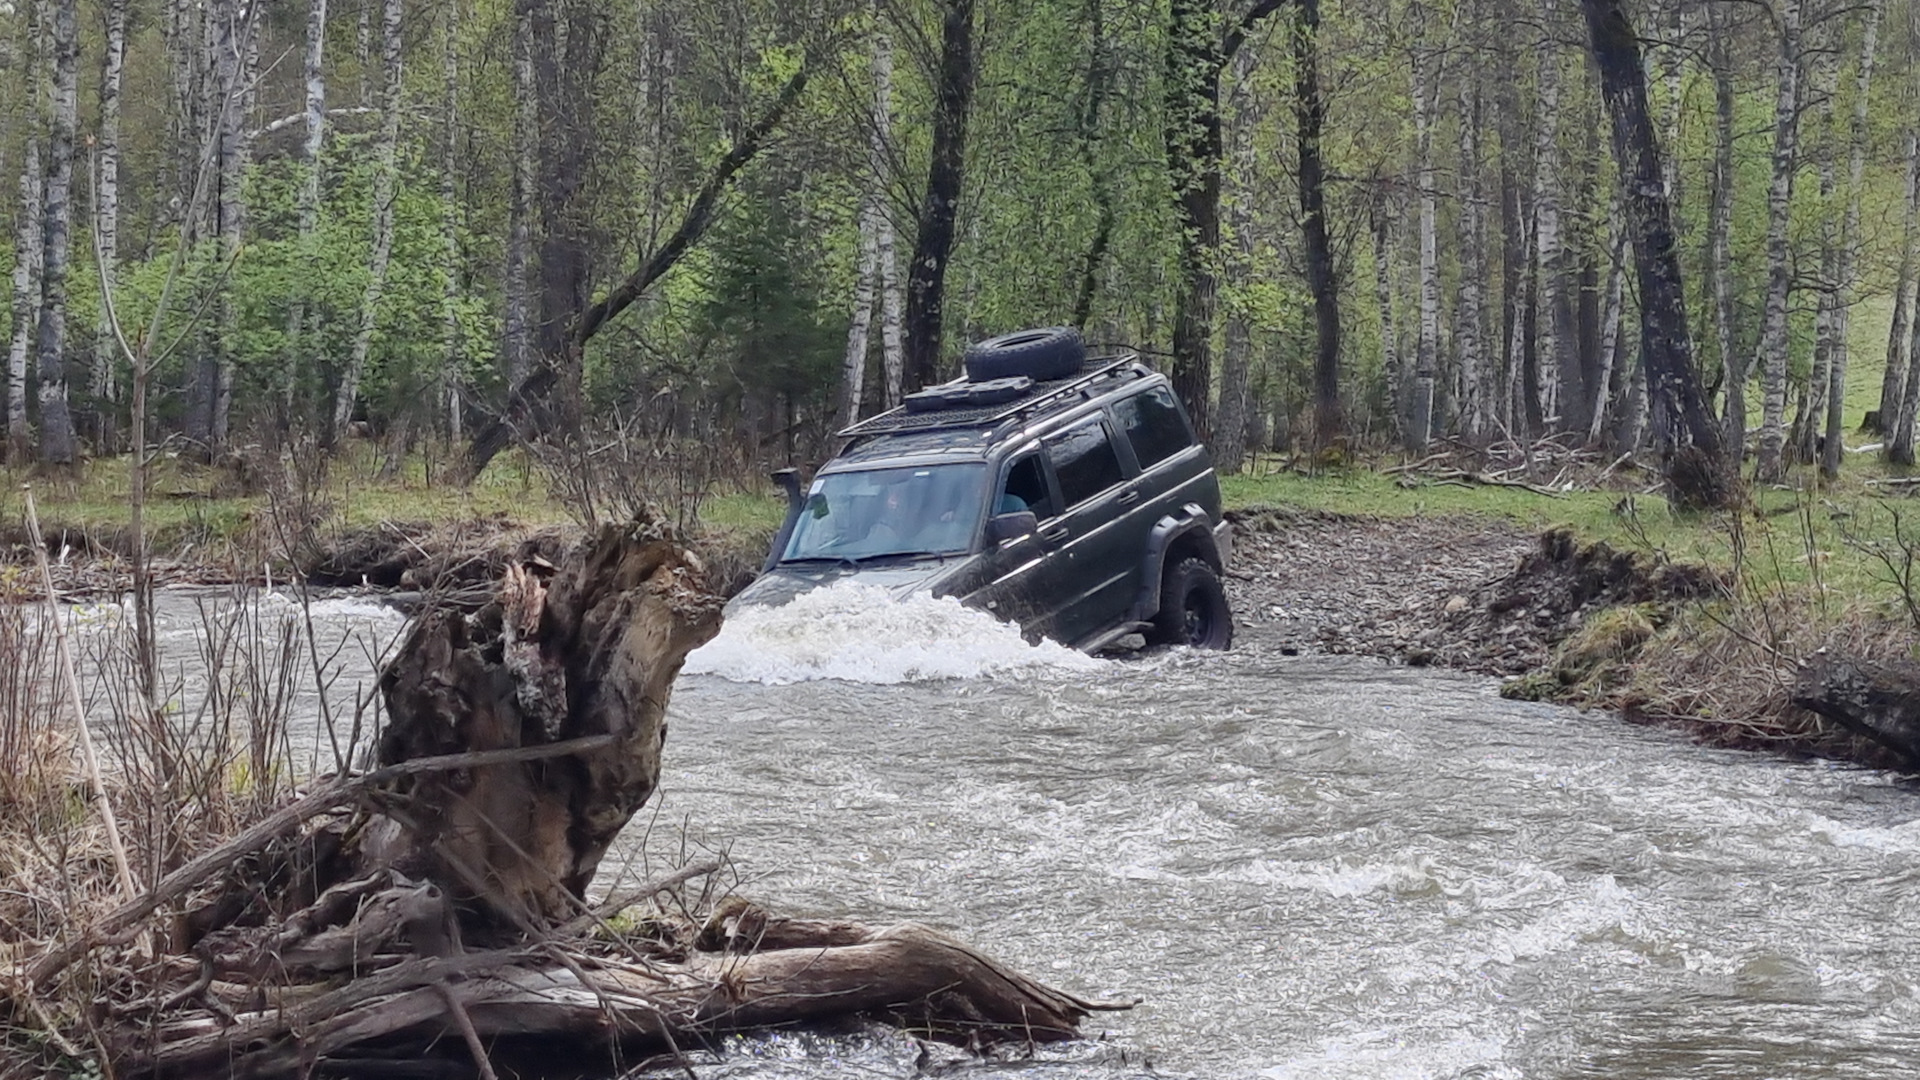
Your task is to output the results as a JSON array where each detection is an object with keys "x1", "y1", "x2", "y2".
[{"x1": 124, "y1": 584, "x2": 1920, "y2": 1079}]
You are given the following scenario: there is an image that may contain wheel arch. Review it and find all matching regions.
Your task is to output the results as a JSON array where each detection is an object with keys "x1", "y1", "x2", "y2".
[{"x1": 1131, "y1": 504, "x2": 1224, "y2": 624}]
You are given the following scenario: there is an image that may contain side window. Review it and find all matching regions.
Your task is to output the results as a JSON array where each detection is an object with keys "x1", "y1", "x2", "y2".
[
  {"x1": 1000, "y1": 453, "x2": 1054, "y2": 519},
  {"x1": 1046, "y1": 420, "x2": 1125, "y2": 508},
  {"x1": 1113, "y1": 385, "x2": 1195, "y2": 470}
]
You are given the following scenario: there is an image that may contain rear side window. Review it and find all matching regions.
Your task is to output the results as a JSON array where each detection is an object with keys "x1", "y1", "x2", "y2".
[
  {"x1": 1046, "y1": 420, "x2": 1124, "y2": 508},
  {"x1": 1113, "y1": 385, "x2": 1194, "y2": 469}
]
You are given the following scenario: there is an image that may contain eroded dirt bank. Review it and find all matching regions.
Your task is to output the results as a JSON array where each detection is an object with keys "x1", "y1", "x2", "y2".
[{"x1": 1225, "y1": 507, "x2": 1912, "y2": 771}]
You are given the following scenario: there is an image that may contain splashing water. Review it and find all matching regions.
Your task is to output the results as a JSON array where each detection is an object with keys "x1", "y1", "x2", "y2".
[{"x1": 683, "y1": 580, "x2": 1105, "y2": 685}]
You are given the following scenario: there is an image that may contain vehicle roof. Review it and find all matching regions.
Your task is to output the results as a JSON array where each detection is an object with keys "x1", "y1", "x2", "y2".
[{"x1": 830, "y1": 354, "x2": 1159, "y2": 471}]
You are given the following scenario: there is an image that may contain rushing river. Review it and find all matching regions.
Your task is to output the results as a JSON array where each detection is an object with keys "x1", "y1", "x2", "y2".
[{"x1": 125, "y1": 585, "x2": 1920, "y2": 1079}]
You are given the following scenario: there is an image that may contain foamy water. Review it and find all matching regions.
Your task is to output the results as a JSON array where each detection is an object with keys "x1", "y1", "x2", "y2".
[{"x1": 683, "y1": 580, "x2": 1105, "y2": 684}]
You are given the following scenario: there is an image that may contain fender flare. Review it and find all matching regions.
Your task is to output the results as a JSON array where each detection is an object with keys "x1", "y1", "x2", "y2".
[{"x1": 1131, "y1": 504, "x2": 1223, "y2": 623}]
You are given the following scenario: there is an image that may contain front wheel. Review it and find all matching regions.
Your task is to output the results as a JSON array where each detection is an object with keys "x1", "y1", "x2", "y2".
[{"x1": 1147, "y1": 558, "x2": 1233, "y2": 649}]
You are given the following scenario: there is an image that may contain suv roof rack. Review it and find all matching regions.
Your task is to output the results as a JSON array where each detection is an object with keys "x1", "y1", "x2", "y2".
[{"x1": 836, "y1": 353, "x2": 1145, "y2": 440}]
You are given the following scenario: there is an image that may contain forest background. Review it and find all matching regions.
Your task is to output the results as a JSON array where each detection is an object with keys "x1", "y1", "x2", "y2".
[{"x1": 3, "y1": 0, "x2": 1920, "y2": 499}]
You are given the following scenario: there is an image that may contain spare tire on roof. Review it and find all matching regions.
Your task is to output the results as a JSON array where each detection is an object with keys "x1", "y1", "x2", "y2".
[{"x1": 963, "y1": 326, "x2": 1086, "y2": 383}]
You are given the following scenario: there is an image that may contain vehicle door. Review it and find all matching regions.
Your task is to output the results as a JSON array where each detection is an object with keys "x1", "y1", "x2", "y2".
[
  {"x1": 962, "y1": 447, "x2": 1072, "y2": 641},
  {"x1": 1039, "y1": 414, "x2": 1141, "y2": 646},
  {"x1": 1111, "y1": 381, "x2": 1213, "y2": 526}
]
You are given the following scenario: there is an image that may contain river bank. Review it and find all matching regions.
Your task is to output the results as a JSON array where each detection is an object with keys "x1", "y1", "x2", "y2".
[{"x1": 1226, "y1": 506, "x2": 1916, "y2": 771}]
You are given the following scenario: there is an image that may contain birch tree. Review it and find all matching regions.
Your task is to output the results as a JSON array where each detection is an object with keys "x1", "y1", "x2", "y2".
[
  {"x1": 1707, "y1": 1, "x2": 1742, "y2": 456},
  {"x1": 1534, "y1": 4, "x2": 1569, "y2": 432},
  {"x1": 282, "y1": 0, "x2": 328, "y2": 414},
  {"x1": 332, "y1": 0, "x2": 403, "y2": 441},
  {"x1": 1755, "y1": 0, "x2": 1804, "y2": 482},
  {"x1": 1408, "y1": 2, "x2": 1439, "y2": 450},
  {"x1": 6, "y1": 0, "x2": 44, "y2": 461},
  {"x1": 1455, "y1": 70, "x2": 1488, "y2": 442},
  {"x1": 34, "y1": 0, "x2": 77, "y2": 465},
  {"x1": 89, "y1": 0, "x2": 126, "y2": 447},
  {"x1": 839, "y1": 21, "x2": 897, "y2": 429}
]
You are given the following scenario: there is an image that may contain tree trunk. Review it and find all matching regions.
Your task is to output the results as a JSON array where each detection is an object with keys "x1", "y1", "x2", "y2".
[
  {"x1": 903, "y1": 0, "x2": 975, "y2": 393},
  {"x1": 333, "y1": 0, "x2": 405, "y2": 442},
  {"x1": 1708, "y1": 3, "x2": 1742, "y2": 458},
  {"x1": 440, "y1": 0, "x2": 464, "y2": 440},
  {"x1": 840, "y1": 22, "x2": 897, "y2": 430},
  {"x1": 1894, "y1": 267, "x2": 1920, "y2": 465},
  {"x1": 1792, "y1": 653, "x2": 1920, "y2": 771},
  {"x1": 1822, "y1": 0, "x2": 1881, "y2": 479},
  {"x1": 6, "y1": 0, "x2": 45, "y2": 463},
  {"x1": 502, "y1": 0, "x2": 534, "y2": 393},
  {"x1": 1534, "y1": 10, "x2": 1575, "y2": 434},
  {"x1": 1880, "y1": 129, "x2": 1919, "y2": 436},
  {"x1": 874, "y1": 24, "x2": 904, "y2": 412},
  {"x1": 1793, "y1": 38, "x2": 1843, "y2": 468},
  {"x1": 1588, "y1": 196, "x2": 1627, "y2": 446},
  {"x1": 1455, "y1": 73, "x2": 1488, "y2": 442},
  {"x1": 89, "y1": 0, "x2": 127, "y2": 449},
  {"x1": 1071, "y1": 0, "x2": 1116, "y2": 333},
  {"x1": 1299, "y1": 0, "x2": 1342, "y2": 451},
  {"x1": 1371, "y1": 187, "x2": 1403, "y2": 439},
  {"x1": 34, "y1": 0, "x2": 78, "y2": 466},
  {"x1": 1755, "y1": 0, "x2": 1803, "y2": 482},
  {"x1": 284, "y1": 0, "x2": 328, "y2": 417},
  {"x1": 1215, "y1": 48, "x2": 1261, "y2": 474},
  {"x1": 841, "y1": 195, "x2": 880, "y2": 427},
  {"x1": 1582, "y1": 0, "x2": 1730, "y2": 509},
  {"x1": 1409, "y1": 8, "x2": 1439, "y2": 451}
]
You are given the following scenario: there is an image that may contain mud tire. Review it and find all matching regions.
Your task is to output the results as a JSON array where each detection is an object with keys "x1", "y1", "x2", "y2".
[{"x1": 1148, "y1": 557, "x2": 1233, "y2": 650}]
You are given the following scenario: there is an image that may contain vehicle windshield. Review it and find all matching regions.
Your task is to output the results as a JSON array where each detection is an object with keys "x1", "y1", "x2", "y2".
[{"x1": 782, "y1": 463, "x2": 988, "y2": 562}]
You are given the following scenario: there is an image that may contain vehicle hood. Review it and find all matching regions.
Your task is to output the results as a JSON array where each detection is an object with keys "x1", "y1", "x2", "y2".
[{"x1": 725, "y1": 558, "x2": 960, "y2": 613}]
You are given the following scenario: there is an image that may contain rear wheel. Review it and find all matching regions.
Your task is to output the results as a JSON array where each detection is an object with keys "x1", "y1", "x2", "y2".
[{"x1": 1148, "y1": 558, "x2": 1233, "y2": 649}]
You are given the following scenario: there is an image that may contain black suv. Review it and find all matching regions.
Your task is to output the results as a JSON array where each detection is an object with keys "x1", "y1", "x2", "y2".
[{"x1": 731, "y1": 327, "x2": 1234, "y2": 650}]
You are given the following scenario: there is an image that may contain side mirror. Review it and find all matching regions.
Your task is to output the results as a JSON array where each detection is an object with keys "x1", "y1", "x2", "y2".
[{"x1": 986, "y1": 510, "x2": 1039, "y2": 544}]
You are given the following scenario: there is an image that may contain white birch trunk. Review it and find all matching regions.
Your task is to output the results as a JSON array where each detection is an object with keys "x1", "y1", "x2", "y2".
[
  {"x1": 285, "y1": 0, "x2": 327, "y2": 411},
  {"x1": 92, "y1": 0, "x2": 126, "y2": 439},
  {"x1": 502, "y1": 0, "x2": 533, "y2": 390},
  {"x1": 1884, "y1": 130, "x2": 1920, "y2": 431},
  {"x1": 35, "y1": 0, "x2": 78, "y2": 465},
  {"x1": 1793, "y1": 37, "x2": 1842, "y2": 466},
  {"x1": 1589, "y1": 197, "x2": 1627, "y2": 445},
  {"x1": 1372, "y1": 197, "x2": 1402, "y2": 435},
  {"x1": 840, "y1": 204, "x2": 880, "y2": 428},
  {"x1": 1456, "y1": 77, "x2": 1488, "y2": 441},
  {"x1": 1822, "y1": 0, "x2": 1881, "y2": 478},
  {"x1": 1708, "y1": 3, "x2": 1742, "y2": 457},
  {"x1": 1410, "y1": 23, "x2": 1438, "y2": 450},
  {"x1": 332, "y1": 0, "x2": 404, "y2": 440},
  {"x1": 1756, "y1": 0, "x2": 1804, "y2": 481},
  {"x1": 871, "y1": 29, "x2": 904, "y2": 411},
  {"x1": 6, "y1": 0, "x2": 46, "y2": 460},
  {"x1": 441, "y1": 1, "x2": 463, "y2": 439},
  {"x1": 1534, "y1": 10, "x2": 1567, "y2": 430}
]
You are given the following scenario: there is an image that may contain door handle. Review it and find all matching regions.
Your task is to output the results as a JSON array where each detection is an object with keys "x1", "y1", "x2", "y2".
[
  {"x1": 1116, "y1": 489, "x2": 1141, "y2": 505},
  {"x1": 1040, "y1": 526, "x2": 1069, "y2": 543}
]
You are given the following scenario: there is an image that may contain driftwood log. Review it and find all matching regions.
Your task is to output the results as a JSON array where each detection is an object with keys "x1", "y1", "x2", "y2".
[
  {"x1": 1791, "y1": 650, "x2": 1920, "y2": 770},
  {"x1": 77, "y1": 519, "x2": 1123, "y2": 1078}
]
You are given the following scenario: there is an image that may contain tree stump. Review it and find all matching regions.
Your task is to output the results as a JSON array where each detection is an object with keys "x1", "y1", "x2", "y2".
[{"x1": 366, "y1": 519, "x2": 723, "y2": 930}]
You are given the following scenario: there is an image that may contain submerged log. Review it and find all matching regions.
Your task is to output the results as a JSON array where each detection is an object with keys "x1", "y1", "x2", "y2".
[
  {"x1": 1791, "y1": 650, "x2": 1920, "y2": 769},
  {"x1": 97, "y1": 517, "x2": 1127, "y2": 1078}
]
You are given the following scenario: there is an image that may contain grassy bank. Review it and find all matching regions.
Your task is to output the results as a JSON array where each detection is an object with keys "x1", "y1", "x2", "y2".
[{"x1": 1228, "y1": 454, "x2": 1920, "y2": 765}]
